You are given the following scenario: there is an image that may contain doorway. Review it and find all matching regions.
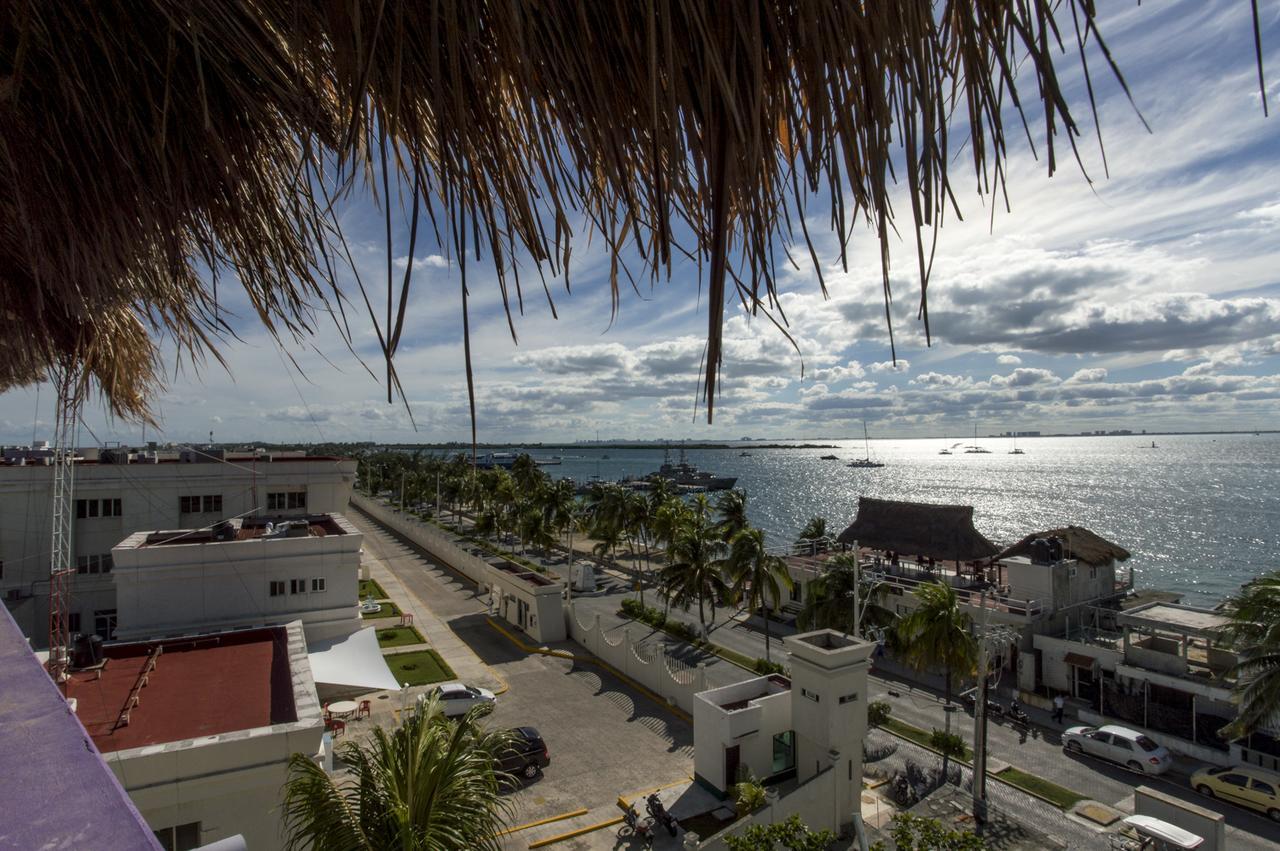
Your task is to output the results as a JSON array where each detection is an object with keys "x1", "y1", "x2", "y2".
[{"x1": 724, "y1": 745, "x2": 740, "y2": 788}]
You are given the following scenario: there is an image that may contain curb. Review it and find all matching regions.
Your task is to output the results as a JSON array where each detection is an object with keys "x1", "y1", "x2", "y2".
[
  {"x1": 494, "y1": 807, "x2": 589, "y2": 838},
  {"x1": 485, "y1": 617, "x2": 692, "y2": 723},
  {"x1": 526, "y1": 815, "x2": 624, "y2": 848}
]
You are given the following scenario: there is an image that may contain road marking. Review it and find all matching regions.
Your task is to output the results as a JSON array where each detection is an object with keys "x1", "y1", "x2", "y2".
[
  {"x1": 494, "y1": 808, "x2": 589, "y2": 837},
  {"x1": 526, "y1": 816, "x2": 624, "y2": 848}
]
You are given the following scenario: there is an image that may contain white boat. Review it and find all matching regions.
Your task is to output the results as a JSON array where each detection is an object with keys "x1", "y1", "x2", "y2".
[
  {"x1": 848, "y1": 422, "x2": 885, "y2": 468},
  {"x1": 1008, "y1": 434, "x2": 1025, "y2": 455},
  {"x1": 964, "y1": 424, "x2": 991, "y2": 454}
]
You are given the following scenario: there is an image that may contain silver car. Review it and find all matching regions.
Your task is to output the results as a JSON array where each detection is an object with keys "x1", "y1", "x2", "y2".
[
  {"x1": 423, "y1": 682, "x2": 497, "y2": 717},
  {"x1": 1062, "y1": 724, "x2": 1173, "y2": 775}
]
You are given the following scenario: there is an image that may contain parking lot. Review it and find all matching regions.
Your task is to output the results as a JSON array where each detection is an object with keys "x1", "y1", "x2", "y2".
[{"x1": 354, "y1": 514, "x2": 697, "y2": 847}]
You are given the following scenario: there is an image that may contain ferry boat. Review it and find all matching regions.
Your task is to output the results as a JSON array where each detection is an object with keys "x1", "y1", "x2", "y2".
[{"x1": 648, "y1": 449, "x2": 737, "y2": 490}]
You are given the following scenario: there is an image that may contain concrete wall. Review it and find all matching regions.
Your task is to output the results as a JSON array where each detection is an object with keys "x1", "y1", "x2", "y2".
[
  {"x1": 1077, "y1": 708, "x2": 1234, "y2": 767},
  {"x1": 353, "y1": 493, "x2": 566, "y2": 642},
  {"x1": 567, "y1": 602, "x2": 707, "y2": 714},
  {"x1": 1134, "y1": 786, "x2": 1226, "y2": 851},
  {"x1": 696, "y1": 766, "x2": 839, "y2": 849},
  {"x1": 1, "y1": 457, "x2": 356, "y2": 645},
  {"x1": 693, "y1": 678, "x2": 792, "y2": 792},
  {"x1": 112, "y1": 516, "x2": 362, "y2": 643}
]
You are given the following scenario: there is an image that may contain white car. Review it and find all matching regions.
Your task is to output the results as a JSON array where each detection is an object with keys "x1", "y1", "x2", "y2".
[
  {"x1": 424, "y1": 682, "x2": 497, "y2": 717},
  {"x1": 1062, "y1": 724, "x2": 1173, "y2": 775}
]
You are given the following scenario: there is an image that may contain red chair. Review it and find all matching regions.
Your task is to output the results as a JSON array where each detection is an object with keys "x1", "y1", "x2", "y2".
[
  {"x1": 358, "y1": 699, "x2": 371, "y2": 719},
  {"x1": 323, "y1": 703, "x2": 331, "y2": 722},
  {"x1": 327, "y1": 719, "x2": 346, "y2": 737}
]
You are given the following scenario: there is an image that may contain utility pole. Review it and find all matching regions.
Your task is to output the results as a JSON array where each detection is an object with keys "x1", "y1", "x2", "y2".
[
  {"x1": 973, "y1": 587, "x2": 991, "y2": 829},
  {"x1": 400, "y1": 470, "x2": 406, "y2": 511},
  {"x1": 852, "y1": 540, "x2": 861, "y2": 638},
  {"x1": 435, "y1": 469, "x2": 441, "y2": 519}
]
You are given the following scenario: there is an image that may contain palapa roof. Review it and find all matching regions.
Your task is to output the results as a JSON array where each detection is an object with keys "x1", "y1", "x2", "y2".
[
  {"x1": 836, "y1": 497, "x2": 999, "y2": 563},
  {"x1": 996, "y1": 526, "x2": 1131, "y2": 566},
  {"x1": 1, "y1": 4, "x2": 1265, "y2": 424},
  {"x1": 0, "y1": 2, "x2": 1156, "y2": 423}
]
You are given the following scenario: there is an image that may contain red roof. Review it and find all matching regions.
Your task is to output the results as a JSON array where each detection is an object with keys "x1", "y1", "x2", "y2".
[{"x1": 64, "y1": 628, "x2": 297, "y2": 752}]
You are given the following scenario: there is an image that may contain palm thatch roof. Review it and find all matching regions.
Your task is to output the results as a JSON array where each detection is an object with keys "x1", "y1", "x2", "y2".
[
  {"x1": 836, "y1": 497, "x2": 999, "y2": 562},
  {"x1": 996, "y1": 525, "x2": 1130, "y2": 566},
  {"x1": 0, "y1": 3, "x2": 1268, "y2": 423}
]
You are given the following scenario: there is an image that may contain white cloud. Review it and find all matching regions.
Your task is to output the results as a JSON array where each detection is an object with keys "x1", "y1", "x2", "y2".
[{"x1": 997, "y1": 354, "x2": 1023, "y2": 366}]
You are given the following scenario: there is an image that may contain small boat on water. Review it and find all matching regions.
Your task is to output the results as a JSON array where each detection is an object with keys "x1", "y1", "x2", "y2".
[
  {"x1": 819, "y1": 454, "x2": 840, "y2": 460},
  {"x1": 739, "y1": 451, "x2": 752, "y2": 457},
  {"x1": 848, "y1": 422, "x2": 885, "y2": 468},
  {"x1": 1008, "y1": 435, "x2": 1025, "y2": 455},
  {"x1": 1145, "y1": 441, "x2": 1158, "y2": 449},
  {"x1": 964, "y1": 424, "x2": 991, "y2": 454}
]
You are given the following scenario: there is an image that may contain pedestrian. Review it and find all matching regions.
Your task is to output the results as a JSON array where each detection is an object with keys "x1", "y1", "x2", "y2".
[{"x1": 1052, "y1": 693, "x2": 1065, "y2": 724}]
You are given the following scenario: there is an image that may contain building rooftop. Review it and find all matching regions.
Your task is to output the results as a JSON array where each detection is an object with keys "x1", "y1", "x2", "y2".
[
  {"x1": 121, "y1": 514, "x2": 351, "y2": 549},
  {"x1": 0, "y1": 607, "x2": 162, "y2": 850},
  {"x1": 64, "y1": 627, "x2": 297, "y2": 753},
  {"x1": 1117, "y1": 603, "x2": 1230, "y2": 638},
  {"x1": 836, "y1": 497, "x2": 999, "y2": 563}
]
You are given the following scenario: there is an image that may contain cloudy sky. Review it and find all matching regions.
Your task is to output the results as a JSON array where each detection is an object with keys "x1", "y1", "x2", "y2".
[{"x1": 3, "y1": 1, "x2": 1278, "y2": 446}]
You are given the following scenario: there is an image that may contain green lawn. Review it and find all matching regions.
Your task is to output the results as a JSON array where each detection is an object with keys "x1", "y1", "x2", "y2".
[
  {"x1": 881, "y1": 718, "x2": 971, "y2": 760},
  {"x1": 359, "y1": 579, "x2": 388, "y2": 599},
  {"x1": 376, "y1": 626, "x2": 426, "y2": 648},
  {"x1": 385, "y1": 649, "x2": 455, "y2": 687},
  {"x1": 361, "y1": 601, "x2": 401, "y2": 620},
  {"x1": 994, "y1": 767, "x2": 1087, "y2": 810}
]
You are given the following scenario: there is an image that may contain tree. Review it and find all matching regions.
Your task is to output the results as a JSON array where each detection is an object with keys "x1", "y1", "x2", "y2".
[
  {"x1": 624, "y1": 489, "x2": 656, "y2": 607},
  {"x1": 661, "y1": 514, "x2": 728, "y2": 640},
  {"x1": 724, "y1": 815, "x2": 835, "y2": 851},
  {"x1": 1215, "y1": 572, "x2": 1280, "y2": 740},
  {"x1": 281, "y1": 696, "x2": 515, "y2": 851},
  {"x1": 870, "y1": 813, "x2": 989, "y2": 851},
  {"x1": 794, "y1": 516, "x2": 828, "y2": 552},
  {"x1": 798, "y1": 554, "x2": 892, "y2": 637},
  {"x1": 894, "y1": 582, "x2": 977, "y2": 774},
  {"x1": 725, "y1": 527, "x2": 793, "y2": 661},
  {"x1": 715, "y1": 489, "x2": 750, "y2": 542}
]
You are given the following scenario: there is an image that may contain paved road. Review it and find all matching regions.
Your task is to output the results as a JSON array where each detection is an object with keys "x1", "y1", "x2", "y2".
[{"x1": 352, "y1": 513, "x2": 696, "y2": 848}]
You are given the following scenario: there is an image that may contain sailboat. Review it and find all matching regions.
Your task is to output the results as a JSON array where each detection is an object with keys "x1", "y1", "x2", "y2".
[
  {"x1": 939, "y1": 432, "x2": 952, "y2": 455},
  {"x1": 1008, "y1": 434, "x2": 1025, "y2": 455},
  {"x1": 964, "y1": 424, "x2": 991, "y2": 454},
  {"x1": 848, "y1": 422, "x2": 885, "y2": 468}
]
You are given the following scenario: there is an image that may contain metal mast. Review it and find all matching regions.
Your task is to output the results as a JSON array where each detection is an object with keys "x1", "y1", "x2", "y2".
[{"x1": 48, "y1": 365, "x2": 83, "y2": 687}]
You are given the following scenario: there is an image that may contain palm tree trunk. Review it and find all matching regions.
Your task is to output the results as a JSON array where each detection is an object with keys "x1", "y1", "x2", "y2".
[
  {"x1": 942, "y1": 666, "x2": 953, "y2": 776},
  {"x1": 698, "y1": 594, "x2": 707, "y2": 640},
  {"x1": 764, "y1": 598, "x2": 772, "y2": 662}
]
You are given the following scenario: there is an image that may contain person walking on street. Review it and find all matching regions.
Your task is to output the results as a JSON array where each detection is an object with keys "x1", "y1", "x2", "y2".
[{"x1": 1052, "y1": 693, "x2": 1066, "y2": 724}]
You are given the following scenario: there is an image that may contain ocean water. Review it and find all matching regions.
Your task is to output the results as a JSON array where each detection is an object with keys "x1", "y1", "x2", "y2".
[{"x1": 491, "y1": 433, "x2": 1280, "y2": 607}]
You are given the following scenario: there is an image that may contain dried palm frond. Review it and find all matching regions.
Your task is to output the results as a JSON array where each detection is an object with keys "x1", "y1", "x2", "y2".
[{"x1": 0, "y1": 2, "x2": 1267, "y2": 424}]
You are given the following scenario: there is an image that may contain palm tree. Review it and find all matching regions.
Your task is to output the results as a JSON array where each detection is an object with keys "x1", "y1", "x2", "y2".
[
  {"x1": 1215, "y1": 572, "x2": 1280, "y2": 740},
  {"x1": 661, "y1": 514, "x2": 728, "y2": 640},
  {"x1": 894, "y1": 582, "x2": 977, "y2": 772},
  {"x1": 715, "y1": 489, "x2": 750, "y2": 542},
  {"x1": 794, "y1": 516, "x2": 828, "y2": 552},
  {"x1": 724, "y1": 527, "x2": 793, "y2": 661},
  {"x1": 799, "y1": 554, "x2": 892, "y2": 637},
  {"x1": 281, "y1": 696, "x2": 515, "y2": 851},
  {"x1": 624, "y1": 489, "x2": 656, "y2": 607}
]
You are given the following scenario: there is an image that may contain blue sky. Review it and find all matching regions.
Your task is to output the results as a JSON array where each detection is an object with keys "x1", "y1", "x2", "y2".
[{"x1": 2, "y1": 0, "x2": 1278, "y2": 445}]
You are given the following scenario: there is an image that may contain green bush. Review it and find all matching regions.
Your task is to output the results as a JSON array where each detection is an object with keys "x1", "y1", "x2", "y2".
[
  {"x1": 754, "y1": 657, "x2": 786, "y2": 676},
  {"x1": 928, "y1": 729, "x2": 969, "y2": 759},
  {"x1": 868, "y1": 700, "x2": 892, "y2": 727}
]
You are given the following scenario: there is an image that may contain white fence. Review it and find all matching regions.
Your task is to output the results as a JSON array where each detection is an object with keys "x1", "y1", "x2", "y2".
[{"x1": 567, "y1": 601, "x2": 708, "y2": 714}]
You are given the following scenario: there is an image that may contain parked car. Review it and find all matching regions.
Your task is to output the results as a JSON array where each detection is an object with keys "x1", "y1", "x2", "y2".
[
  {"x1": 424, "y1": 682, "x2": 497, "y2": 717},
  {"x1": 1062, "y1": 724, "x2": 1173, "y2": 774},
  {"x1": 1190, "y1": 765, "x2": 1280, "y2": 821},
  {"x1": 498, "y1": 727, "x2": 551, "y2": 781}
]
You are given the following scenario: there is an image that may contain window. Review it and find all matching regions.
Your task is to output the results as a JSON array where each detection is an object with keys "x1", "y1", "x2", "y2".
[
  {"x1": 1252, "y1": 779, "x2": 1276, "y2": 796},
  {"x1": 268, "y1": 490, "x2": 307, "y2": 511},
  {"x1": 1112, "y1": 737, "x2": 1133, "y2": 751},
  {"x1": 1220, "y1": 773, "x2": 1249, "y2": 788},
  {"x1": 269, "y1": 580, "x2": 286, "y2": 597},
  {"x1": 771, "y1": 730, "x2": 795, "y2": 774},
  {"x1": 180, "y1": 495, "x2": 222, "y2": 514},
  {"x1": 76, "y1": 554, "x2": 113, "y2": 575},
  {"x1": 76, "y1": 498, "x2": 121, "y2": 518},
  {"x1": 68, "y1": 613, "x2": 81, "y2": 633},
  {"x1": 1135, "y1": 735, "x2": 1160, "y2": 752},
  {"x1": 838, "y1": 692, "x2": 859, "y2": 705},
  {"x1": 93, "y1": 609, "x2": 117, "y2": 640},
  {"x1": 154, "y1": 821, "x2": 201, "y2": 851},
  {"x1": 1089, "y1": 565, "x2": 1098, "y2": 580},
  {"x1": 800, "y1": 687, "x2": 820, "y2": 703},
  {"x1": 311, "y1": 577, "x2": 327, "y2": 592},
  {"x1": 290, "y1": 578, "x2": 307, "y2": 594}
]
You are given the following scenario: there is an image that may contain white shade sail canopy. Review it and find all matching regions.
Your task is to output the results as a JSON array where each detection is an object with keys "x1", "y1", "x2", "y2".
[{"x1": 307, "y1": 628, "x2": 402, "y2": 693}]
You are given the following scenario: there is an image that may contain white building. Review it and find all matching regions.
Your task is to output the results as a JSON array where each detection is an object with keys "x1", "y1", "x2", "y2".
[
  {"x1": 64, "y1": 621, "x2": 325, "y2": 851},
  {"x1": 111, "y1": 514, "x2": 364, "y2": 643},
  {"x1": 693, "y1": 630, "x2": 874, "y2": 839},
  {"x1": 0, "y1": 446, "x2": 356, "y2": 645}
]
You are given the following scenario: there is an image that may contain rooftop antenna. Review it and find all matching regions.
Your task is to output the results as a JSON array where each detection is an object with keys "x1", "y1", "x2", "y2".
[{"x1": 48, "y1": 362, "x2": 85, "y2": 688}]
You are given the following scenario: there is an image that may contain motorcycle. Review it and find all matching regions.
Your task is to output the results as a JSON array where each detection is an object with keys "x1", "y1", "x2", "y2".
[
  {"x1": 645, "y1": 792, "x2": 679, "y2": 837},
  {"x1": 959, "y1": 687, "x2": 1004, "y2": 719},
  {"x1": 1006, "y1": 701, "x2": 1030, "y2": 727},
  {"x1": 617, "y1": 802, "x2": 655, "y2": 846}
]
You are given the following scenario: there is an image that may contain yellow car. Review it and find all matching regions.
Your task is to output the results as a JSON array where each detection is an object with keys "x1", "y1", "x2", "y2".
[{"x1": 1190, "y1": 765, "x2": 1280, "y2": 821}]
